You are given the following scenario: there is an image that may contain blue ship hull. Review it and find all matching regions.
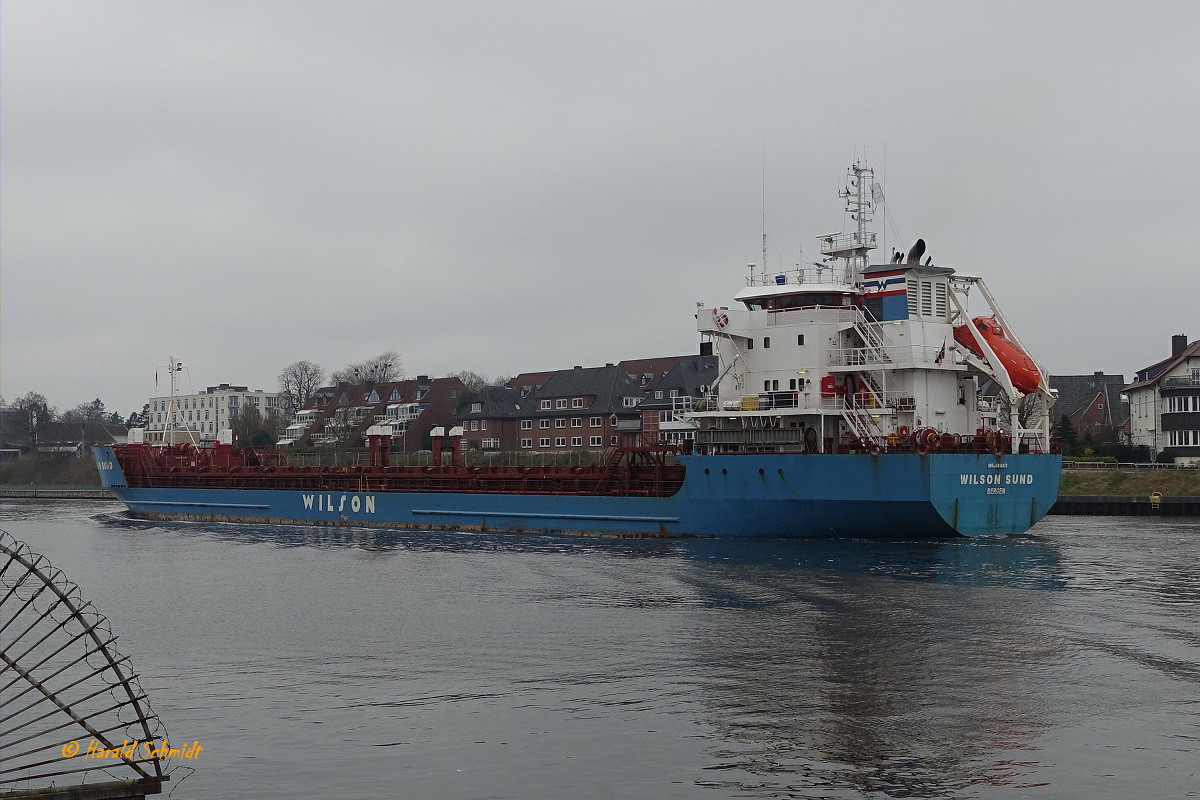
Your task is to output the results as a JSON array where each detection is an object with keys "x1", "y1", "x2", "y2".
[{"x1": 93, "y1": 448, "x2": 1060, "y2": 538}]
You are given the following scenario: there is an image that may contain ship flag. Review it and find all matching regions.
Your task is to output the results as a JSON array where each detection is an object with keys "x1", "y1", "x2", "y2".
[{"x1": 934, "y1": 339, "x2": 947, "y2": 364}]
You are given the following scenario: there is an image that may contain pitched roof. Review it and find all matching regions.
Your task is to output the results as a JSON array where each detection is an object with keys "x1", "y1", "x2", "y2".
[
  {"x1": 1125, "y1": 340, "x2": 1200, "y2": 391},
  {"x1": 529, "y1": 365, "x2": 645, "y2": 415},
  {"x1": 616, "y1": 355, "x2": 693, "y2": 390},
  {"x1": 639, "y1": 355, "x2": 719, "y2": 409},
  {"x1": 1050, "y1": 373, "x2": 1128, "y2": 425},
  {"x1": 505, "y1": 371, "x2": 554, "y2": 397},
  {"x1": 454, "y1": 385, "x2": 523, "y2": 419}
]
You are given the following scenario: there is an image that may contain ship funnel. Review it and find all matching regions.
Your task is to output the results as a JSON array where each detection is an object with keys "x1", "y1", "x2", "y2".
[{"x1": 906, "y1": 238, "x2": 926, "y2": 264}]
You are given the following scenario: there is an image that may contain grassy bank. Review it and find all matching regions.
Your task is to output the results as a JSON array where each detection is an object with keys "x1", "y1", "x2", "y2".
[
  {"x1": 1, "y1": 456, "x2": 102, "y2": 486},
  {"x1": 1059, "y1": 469, "x2": 1200, "y2": 497}
]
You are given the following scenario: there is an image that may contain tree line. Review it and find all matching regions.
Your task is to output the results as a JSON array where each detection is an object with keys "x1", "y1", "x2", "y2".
[{"x1": 4, "y1": 351, "x2": 509, "y2": 450}]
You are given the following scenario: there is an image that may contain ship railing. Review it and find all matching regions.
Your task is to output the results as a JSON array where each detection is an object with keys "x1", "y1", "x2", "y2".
[
  {"x1": 828, "y1": 346, "x2": 893, "y2": 367},
  {"x1": 765, "y1": 306, "x2": 860, "y2": 326},
  {"x1": 745, "y1": 265, "x2": 852, "y2": 287},
  {"x1": 1063, "y1": 460, "x2": 1198, "y2": 470}
]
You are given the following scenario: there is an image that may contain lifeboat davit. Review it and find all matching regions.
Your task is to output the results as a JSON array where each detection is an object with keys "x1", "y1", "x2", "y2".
[{"x1": 953, "y1": 316, "x2": 1042, "y2": 394}]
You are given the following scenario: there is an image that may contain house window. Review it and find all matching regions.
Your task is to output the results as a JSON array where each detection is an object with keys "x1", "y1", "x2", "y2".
[
  {"x1": 470, "y1": 420, "x2": 479, "y2": 430},
  {"x1": 623, "y1": 397, "x2": 640, "y2": 407},
  {"x1": 571, "y1": 437, "x2": 582, "y2": 447},
  {"x1": 555, "y1": 418, "x2": 566, "y2": 428},
  {"x1": 764, "y1": 337, "x2": 771, "y2": 348},
  {"x1": 655, "y1": 390, "x2": 664, "y2": 400},
  {"x1": 571, "y1": 418, "x2": 582, "y2": 427},
  {"x1": 590, "y1": 435, "x2": 602, "y2": 447},
  {"x1": 521, "y1": 438, "x2": 533, "y2": 448},
  {"x1": 482, "y1": 438, "x2": 500, "y2": 450},
  {"x1": 610, "y1": 436, "x2": 618, "y2": 445},
  {"x1": 539, "y1": 437, "x2": 550, "y2": 447},
  {"x1": 670, "y1": 389, "x2": 679, "y2": 398},
  {"x1": 590, "y1": 416, "x2": 602, "y2": 427},
  {"x1": 521, "y1": 419, "x2": 532, "y2": 430},
  {"x1": 540, "y1": 400, "x2": 551, "y2": 410},
  {"x1": 540, "y1": 419, "x2": 550, "y2": 429},
  {"x1": 555, "y1": 437, "x2": 566, "y2": 447},
  {"x1": 471, "y1": 403, "x2": 482, "y2": 413},
  {"x1": 659, "y1": 411, "x2": 669, "y2": 423},
  {"x1": 572, "y1": 398, "x2": 584, "y2": 408},
  {"x1": 797, "y1": 334, "x2": 805, "y2": 345},
  {"x1": 556, "y1": 399, "x2": 567, "y2": 409}
]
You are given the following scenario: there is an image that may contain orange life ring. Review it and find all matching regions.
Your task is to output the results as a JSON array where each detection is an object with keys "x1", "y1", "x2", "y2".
[
  {"x1": 712, "y1": 308, "x2": 729, "y2": 328},
  {"x1": 897, "y1": 425, "x2": 910, "y2": 437}
]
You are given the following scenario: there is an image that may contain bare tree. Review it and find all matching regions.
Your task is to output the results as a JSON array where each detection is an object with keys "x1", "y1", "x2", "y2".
[
  {"x1": 60, "y1": 398, "x2": 107, "y2": 424},
  {"x1": 452, "y1": 371, "x2": 510, "y2": 393},
  {"x1": 10, "y1": 392, "x2": 55, "y2": 448},
  {"x1": 278, "y1": 360, "x2": 326, "y2": 414},
  {"x1": 331, "y1": 351, "x2": 404, "y2": 384}
]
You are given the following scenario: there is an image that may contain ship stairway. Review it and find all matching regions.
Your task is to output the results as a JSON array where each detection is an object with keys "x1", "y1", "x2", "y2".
[
  {"x1": 849, "y1": 310, "x2": 892, "y2": 365},
  {"x1": 856, "y1": 371, "x2": 889, "y2": 409},
  {"x1": 840, "y1": 402, "x2": 886, "y2": 445}
]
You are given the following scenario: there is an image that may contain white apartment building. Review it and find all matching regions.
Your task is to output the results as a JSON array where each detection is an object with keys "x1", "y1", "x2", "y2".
[
  {"x1": 144, "y1": 383, "x2": 282, "y2": 443},
  {"x1": 1126, "y1": 334, "x2": 1200, "y2": 465}
]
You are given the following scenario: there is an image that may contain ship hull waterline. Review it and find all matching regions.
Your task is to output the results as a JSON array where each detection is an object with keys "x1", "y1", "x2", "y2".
[{"x1": 94, "y1": 448, "x2": 1061, "y2": 538}]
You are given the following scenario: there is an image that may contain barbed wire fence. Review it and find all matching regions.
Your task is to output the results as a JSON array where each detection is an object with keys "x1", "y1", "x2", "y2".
[{"x1": 1, "y1": 529, "x2": 171, "y2": 797}]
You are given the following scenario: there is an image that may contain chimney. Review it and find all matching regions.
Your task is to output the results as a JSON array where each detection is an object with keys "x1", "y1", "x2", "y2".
[{"x1": 1172, "y1": 334, "x2": 1189, "y2": 357}]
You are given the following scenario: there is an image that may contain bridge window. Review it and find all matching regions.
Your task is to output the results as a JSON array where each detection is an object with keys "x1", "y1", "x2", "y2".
[{"x1": 764, "y1": 337, "x2": 771, "y2": 348}]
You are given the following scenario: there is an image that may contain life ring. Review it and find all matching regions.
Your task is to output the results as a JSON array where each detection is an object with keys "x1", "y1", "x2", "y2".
[
  {"x1": 870, "y1": 443, "x2": 884, "y2": 456},
  {"x1": 897, "y1": 425, "x2": 910, "y2": 437},
  {"x1": 712, "y1": 308, "x2": 729, "y2": 328}
]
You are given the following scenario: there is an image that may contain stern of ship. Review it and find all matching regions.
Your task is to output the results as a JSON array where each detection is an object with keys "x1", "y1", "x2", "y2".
[{"x1": 928, "y1": 453, "x2": 1061, "y2": 536}]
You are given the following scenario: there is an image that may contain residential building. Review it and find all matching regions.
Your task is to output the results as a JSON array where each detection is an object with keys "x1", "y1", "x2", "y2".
[
  {"x1": 287, "y1": 375, "x2": 464, "y2": 451},
  {"x1": 457, "y1": 363, "x2": 650, "y2": 453},
  {"x1": 1126, "y1": 334, "x2": 1200, "y2": 464},
  {"x1": 455, "y1": 385, "x2": 523, "y2": 451},
  {"x1": 1049, "y1": 372, "x2": 1128, "y2": 441},
  {"x1": 144, "y1": 384, "x2": 282, "y2": 443},
  {"x1": 640, "y1": 355, "x2": 718, "y2": 447}
]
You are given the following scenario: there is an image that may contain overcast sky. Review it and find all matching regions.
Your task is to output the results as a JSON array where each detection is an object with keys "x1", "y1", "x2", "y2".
[{"x1": 5, "y1": 1, "x2": 1199, "y2": 416}]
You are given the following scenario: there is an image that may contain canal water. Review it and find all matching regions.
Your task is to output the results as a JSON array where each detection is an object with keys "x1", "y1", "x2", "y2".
[{"x1": 3, "y1": 500, "x2": 1197, "y2": 799}]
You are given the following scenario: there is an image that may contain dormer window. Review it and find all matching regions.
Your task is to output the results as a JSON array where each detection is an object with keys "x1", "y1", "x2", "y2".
[{"x1": 471, "y1": 403, "x2": 482, "y2": 414}]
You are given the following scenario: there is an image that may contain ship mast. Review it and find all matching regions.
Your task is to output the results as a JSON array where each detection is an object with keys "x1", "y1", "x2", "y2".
[
  {"x1": 818, "y1": 159, "x2": 877, "y2": 283},
  {"x1": 163, "y1": 356, "x2": 195, "y2": 445}
]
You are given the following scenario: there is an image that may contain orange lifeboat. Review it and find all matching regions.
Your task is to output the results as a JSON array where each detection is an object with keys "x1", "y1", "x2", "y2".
[{"x1": 952, "y1": 316, "x2": 1041, "y2": 394}]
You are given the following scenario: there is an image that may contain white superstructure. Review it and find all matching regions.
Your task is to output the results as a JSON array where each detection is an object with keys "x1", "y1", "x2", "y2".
[{"x1": 689, "y1": 161, "x2": 1054, "y2": 456}]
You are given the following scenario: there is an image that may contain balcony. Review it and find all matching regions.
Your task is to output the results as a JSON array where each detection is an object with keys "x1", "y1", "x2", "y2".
[{"x1": 1162, "y1": 376, "x2": 1200, "y2": 389}]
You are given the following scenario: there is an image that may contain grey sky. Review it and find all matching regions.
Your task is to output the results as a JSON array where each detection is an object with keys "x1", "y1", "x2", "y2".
[{"x1": 5, "y1": 2, "x2": 1199, "y2": 416}]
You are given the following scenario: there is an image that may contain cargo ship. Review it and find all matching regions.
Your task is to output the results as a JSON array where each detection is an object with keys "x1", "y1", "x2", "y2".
[{"x1": 95, "y1": 161, "x2": 1061, "y2": 537}]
